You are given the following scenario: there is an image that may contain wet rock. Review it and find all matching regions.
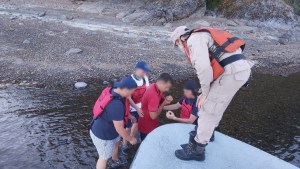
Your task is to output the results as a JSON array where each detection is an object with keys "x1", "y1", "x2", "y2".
[
  {"x1": 74, "y1": 82, "x2": 87, "y2": 89},
  {"x1": 23, "y1": 39, "x2": 31, "y2": 44},
  {"x1": 103, "y1": 81, "x2": 110, "y2": 85},
  {"x1": 65, "y1": 48, "x2": 83, "y2": 55},
  {"x1": 37, "y1": 12, "x2": 46, "y2": 17}
]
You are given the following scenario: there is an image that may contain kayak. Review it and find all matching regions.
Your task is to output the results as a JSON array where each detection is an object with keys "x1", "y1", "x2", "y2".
[{"x1": 130, "y1": 123, "x2": 298, "y2": 169}]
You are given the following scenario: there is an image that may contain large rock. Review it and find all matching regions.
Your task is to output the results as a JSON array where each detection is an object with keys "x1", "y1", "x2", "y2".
[
  {"x1": 131, "y1": 123, "x2": 298, "y2": 169},
  {"x1": 218, "y1": 0, "x2": 296, "y2": 23},
  {"x1": 124, "y1": 0, "x2": 206, "y2": 25}
]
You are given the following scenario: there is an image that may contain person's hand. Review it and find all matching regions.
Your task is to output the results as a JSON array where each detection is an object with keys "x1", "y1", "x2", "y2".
[
  {"x1": 197, "y1": 94, "x2": 207, "y2": 109},
  {"x1": 136, "y1": 108, "x2": 144, "y2": 118},
  {"x1": 163, "y1": 96, "x2": 173, "y2": 105},
  {"x1": 129, "y1": 115, "x2": 137, "y2": 123},
  {"x1": 129, "y1": 137, "x2": 137, "y2": 145},
  {"x1": 166, "y1": 111, "x2": 176, "y2": 120}
]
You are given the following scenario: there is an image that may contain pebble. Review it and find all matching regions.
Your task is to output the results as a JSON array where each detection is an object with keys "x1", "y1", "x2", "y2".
[
  {"x1": 23, "y1": 39, "x2": 31, "y2": 44},
  {"x1": 37, "y1": 12, "x2": 46, "y2": 17},
  {"x1": 66, "y1": 15, "x2": 74, "y2": 20},
  {"x1": 10, "y1": 16, "x2": 17, "y2": 20},
  {"x1": 278, "y1": 38, "x2": 288, "y2": 45},
  {"x1": 74, "y1": 82, "x2": 87, "y2": 89},
  {"x1": 65, "y1": 48, "x2": 83, "y2": 55},
  {"x1": 62, "y1": 31, "x2": 69, "y2": 34},
  {"x1": 103, "y1": 81, "x2": 110, "y2": 85}
]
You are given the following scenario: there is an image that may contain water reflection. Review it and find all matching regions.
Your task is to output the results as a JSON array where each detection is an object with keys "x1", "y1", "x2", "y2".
[{"x1": 0, "y1": 73, "x2": 299, "y2": 169}]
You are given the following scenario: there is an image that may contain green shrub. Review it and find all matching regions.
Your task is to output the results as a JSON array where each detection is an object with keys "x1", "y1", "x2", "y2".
[{"x1": 206, "y1": 0, "x2": 220, "y2": 10}]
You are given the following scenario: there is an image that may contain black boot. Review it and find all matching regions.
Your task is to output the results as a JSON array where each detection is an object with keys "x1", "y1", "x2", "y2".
[
  {"x1": 175, "y1": 134, "x2": 206, "y2": 161},
  {"x1": 191, "y1": 126, "x2": 215, "y2": 142},
  {"x1": 181, "y1": 128, "x2": 214, "y2": 149}
]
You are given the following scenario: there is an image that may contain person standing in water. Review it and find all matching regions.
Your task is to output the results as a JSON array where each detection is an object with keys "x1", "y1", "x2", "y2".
[
  {"x1": 122, "y1": 61, "x2": 151, "y2": 155},
  {"x1": 90, "y1": 77, "x2": 138, "y2": 169},
  {"x1": 138, "y1": 73, "x2": 174, "y2": 141}
]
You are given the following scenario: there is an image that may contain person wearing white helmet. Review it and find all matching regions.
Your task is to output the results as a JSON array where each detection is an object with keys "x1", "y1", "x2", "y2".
[{"x1": 170, "y1": 26, "x2": 253, "y2": 161}]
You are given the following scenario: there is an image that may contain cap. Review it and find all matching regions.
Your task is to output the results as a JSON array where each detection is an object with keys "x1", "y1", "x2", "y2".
[
  {"x1": 136, "y1": 61, "x2": 151, "y2": 72},
  {"x1": 183, "y1": 80, "x2": 200, "y2": 93},
  {"x1": 171, "y1": 26, "x2": 190, "y2": 46},
  {"x1": 114, "y1": 76, "x2": 137, "y2": 89}
]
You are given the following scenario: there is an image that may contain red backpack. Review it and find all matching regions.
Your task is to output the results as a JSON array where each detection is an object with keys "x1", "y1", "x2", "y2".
[{"x1": 93, "y1": 87, "x2": 130, "y2": 124}]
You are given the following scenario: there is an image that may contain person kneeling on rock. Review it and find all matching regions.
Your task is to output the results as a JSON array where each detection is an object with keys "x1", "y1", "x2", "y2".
[
  {"x1": 164, "y1": 80, "x2": 215, "y2": 142},
  {"x1": 164, "y1": 80, "x2": 200, "y2": 125},
  {"x1": 90, "y1": 77, "x2": 138, "y2": 169}
]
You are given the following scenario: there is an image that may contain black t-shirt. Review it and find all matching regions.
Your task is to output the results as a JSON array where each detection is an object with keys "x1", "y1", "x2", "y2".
[{"x1": 91, "y1": 90, "x2": 125, "y2": 140}]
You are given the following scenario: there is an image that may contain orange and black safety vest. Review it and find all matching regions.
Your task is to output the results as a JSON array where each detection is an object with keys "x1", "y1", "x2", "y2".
[{"x1": 182, "y1": 27, "x2": 246, "y2": 80}]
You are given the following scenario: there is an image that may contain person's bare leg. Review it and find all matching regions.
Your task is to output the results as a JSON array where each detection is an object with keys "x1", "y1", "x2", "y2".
[
  {"x1": 112, "y1": 141, "x2": 120, "y2": 161},
  {"x1": 131, "y1": 123, "x2": 138, "y2": 138},
  {"x1": 96, "y1": 158, "x2": 107, "y2": 169},
  {"x1": 122, "y1": 128, "x2": 130, "y2": 147}
]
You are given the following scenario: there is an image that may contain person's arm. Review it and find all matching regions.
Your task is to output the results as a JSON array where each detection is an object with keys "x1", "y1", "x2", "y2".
[
  {"x1": 173, "y1": 114, "x2": 197, "y2": 124},
  {"x1": 188, "y1": 33, "x2": 213, "y2": 98},
  {"x1": 163, "y1": 102, "x2": 181, "y2": 111},
  {"x1": 128, "y1": 97, "x2": 143, "y2": 117},
  {"x1": 166, "y1": 111, "x2": 197, "y2": 124},
  {"x1": 149, "y1": 96, "x2": 173, "y2": 120},
  {"x1": 113, "y1": 120, "x2": 137, "y2": 144}
]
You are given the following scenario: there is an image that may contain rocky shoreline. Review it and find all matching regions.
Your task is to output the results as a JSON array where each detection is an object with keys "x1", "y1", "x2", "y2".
[{"x1": 0, "y1": 0, "x2": 299, "y2": 89}]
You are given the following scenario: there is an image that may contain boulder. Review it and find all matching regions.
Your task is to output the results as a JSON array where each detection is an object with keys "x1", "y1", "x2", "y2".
[
  {"x1": 218, "y1": 0, "x2": 296, "y2": 23},
  {"x1": 124, "y1": 0, "x2": 206, "y2": 25},
  {"x1": 131, "y1": 123, "x2": 298, "y2": 169}
]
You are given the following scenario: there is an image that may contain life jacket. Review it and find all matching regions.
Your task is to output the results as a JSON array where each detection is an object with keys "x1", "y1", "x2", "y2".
[
  {"x1": 131, "y1": 78, "x2": 147, "y2": 104},
  {"x1": 180, "y1": 98, "x2": 193, "y2": 119},
  {"x1": 182, "y1": 27, "x2": 246, "y2": 80},
  {"x1": 93, "y1": 87, "x2": 130, "y2": 124}
]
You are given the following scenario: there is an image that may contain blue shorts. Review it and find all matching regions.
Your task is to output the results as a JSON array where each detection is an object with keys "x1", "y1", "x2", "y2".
[{"x1": 126, "y1": 111, "x2": 139, "y2": 128}]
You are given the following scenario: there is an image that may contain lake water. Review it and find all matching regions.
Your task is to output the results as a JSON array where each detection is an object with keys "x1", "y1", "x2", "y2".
[{"x1": 0, "y1": 73, "x2": 299, "y2": 169}]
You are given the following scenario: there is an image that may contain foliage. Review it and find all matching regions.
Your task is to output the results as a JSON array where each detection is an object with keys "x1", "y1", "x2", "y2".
[
  {"x1": 206, "y1": 0, "x2": 220, "y2": 10},
  {"x1": 284, "y1": 0, "x2": 300, "y2": 15}
]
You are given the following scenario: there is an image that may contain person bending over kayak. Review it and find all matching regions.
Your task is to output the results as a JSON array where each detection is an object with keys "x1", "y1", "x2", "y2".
[
  {"x1": 138, "y1": 73, "x2": 174, "y2": 141},
  {"x1": 164, "y1": 80, "x2": 199, "y2": 125},
  {"x1": 122, "y1": 61, "x2": 151, "y2": 155},
  {"x1": 90, "y1": 77, "x2": 138, "y2": 169}
]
